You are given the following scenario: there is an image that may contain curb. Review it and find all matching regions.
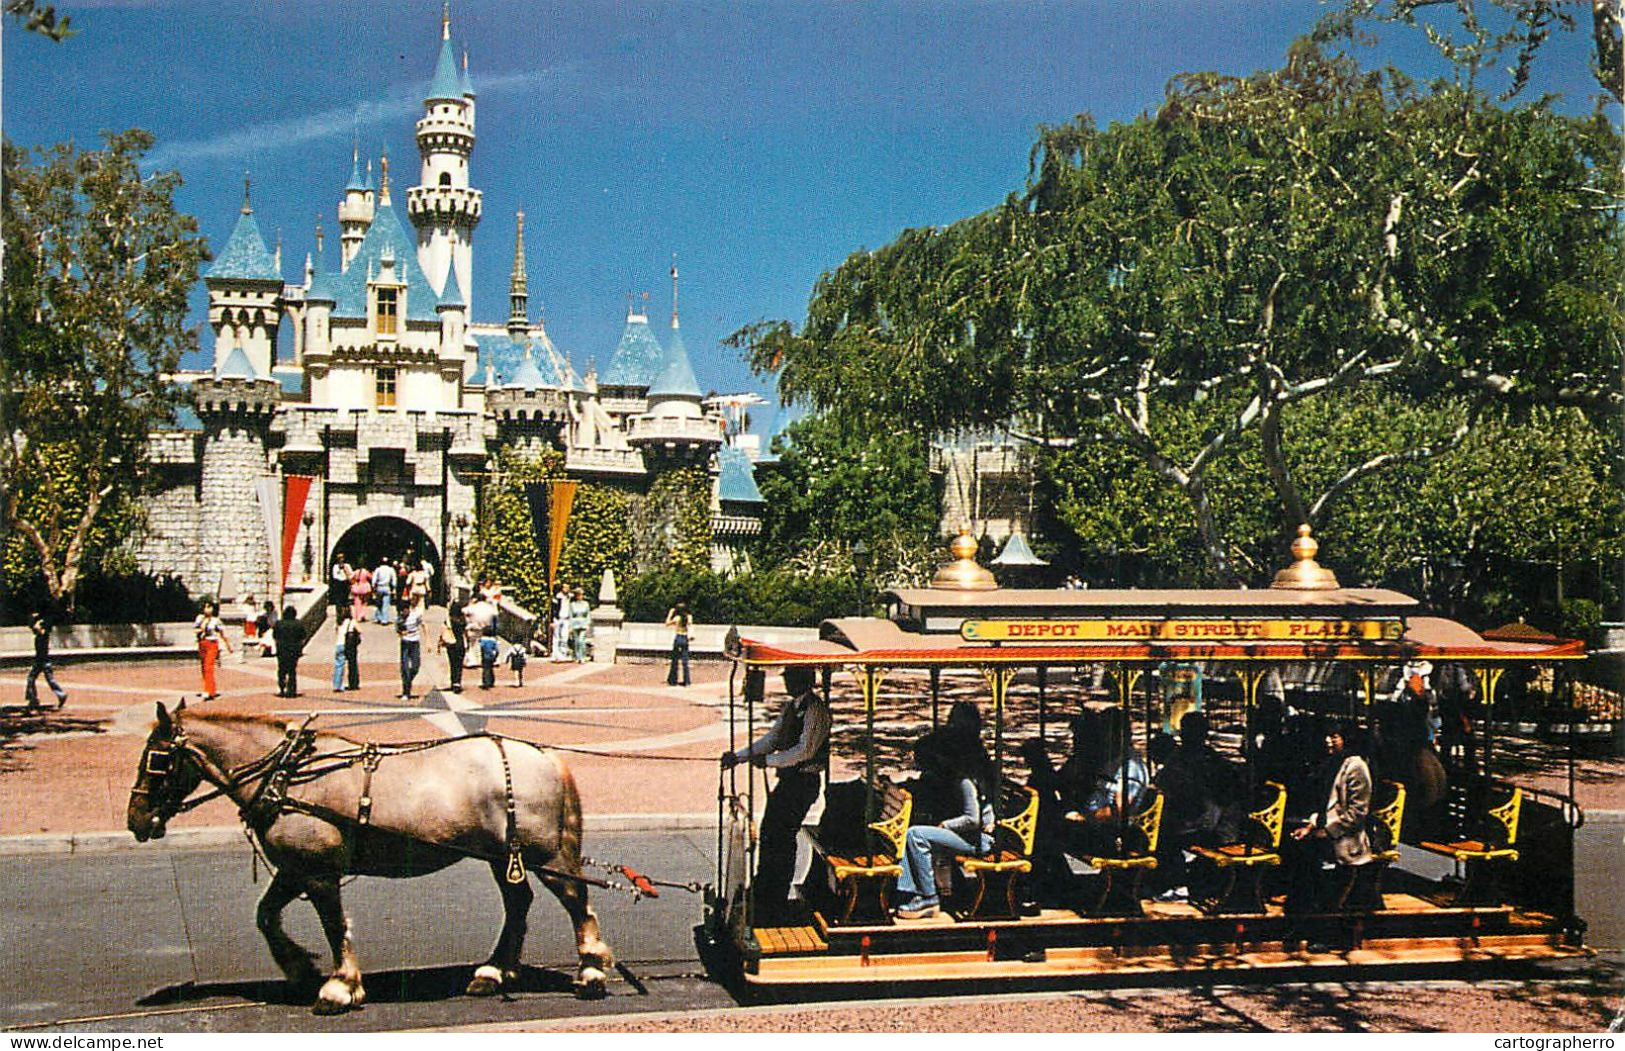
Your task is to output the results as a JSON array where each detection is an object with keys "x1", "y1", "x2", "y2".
[{"x1": 0, "y1": 813, "x2": 716, "y2": 857}]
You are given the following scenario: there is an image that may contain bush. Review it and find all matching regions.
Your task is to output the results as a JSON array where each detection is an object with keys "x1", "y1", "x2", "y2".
[
  {"x1": 621, "y1": 568, "x2": 863, "y2": 627},
  {"x1": 1, "y1": 569, "x2": 195, "y2": 625}
]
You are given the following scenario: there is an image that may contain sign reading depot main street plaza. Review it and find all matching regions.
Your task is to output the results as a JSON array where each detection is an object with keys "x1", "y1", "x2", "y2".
[{"x1": 958, "y1": 618, "x2": 1407, "y2": 643}]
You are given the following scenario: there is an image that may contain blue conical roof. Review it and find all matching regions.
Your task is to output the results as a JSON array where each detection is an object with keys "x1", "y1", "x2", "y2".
[
  {"x1": 436, "y1": 267, "x2": 466, "y2": 310},
  {"x1": 217, "y1": 345, "x2": 258, "y2": 380},
  {"x1": 460, "y1": 53, "x2": 475, "y2": 97},
  {"x1": 506, "y1": 348, "x2": 547, "y2": 390},
  {"x1": 717, "y1": 444, "x2": 764, "y2": 504},
  {"x1": 648, "y1": 324, "x2": 702, "y2": 399},
  {"x1": 330, "y1": 198, "x2": 439, "y2": 322},
  {"x1": 345, "y1": 150, "x2": 367, "y2": 192},
  {"x1": 305, "y1": 239, "x2": 336, "y2": 303},
  {"x1": 427, "y1": 36, "x2": 463, "y2": 101},
  {"x1": 208, "y1": 209, "x2": 281, "y2": 282},
  {"x1": 601, "y1": 312, "x2": 664, "y2": 388}
]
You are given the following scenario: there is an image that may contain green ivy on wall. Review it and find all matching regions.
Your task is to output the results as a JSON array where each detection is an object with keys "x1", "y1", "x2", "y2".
[
  {"x1": 474, "y1": 448, "x2": 637, "y2": 612},
  {"x1": 630, "y1": 466, "x2": 712, "y2": 574},
  {"x1": 557, "y1": 483, "x2": 634, "y2": 598}
]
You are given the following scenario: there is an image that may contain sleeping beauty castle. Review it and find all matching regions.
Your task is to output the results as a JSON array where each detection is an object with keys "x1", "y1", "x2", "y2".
[{"x1": 134, "y1": 8, "x2": 767, "y2": 604}]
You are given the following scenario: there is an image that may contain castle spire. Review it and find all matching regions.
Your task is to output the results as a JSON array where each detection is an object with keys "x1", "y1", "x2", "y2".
[
  {"x1": 378, "y1": 148, "x2": 391, "y2": 205},
  {"x1": 508, "y1": 209, "x2": 529, "y2": 337},
  {"x1": 670, "y1": 254, "x2": 680, "y2": 330},
  {"x1": 242, "y1": 171, "x2": 252, "y2": 214}
]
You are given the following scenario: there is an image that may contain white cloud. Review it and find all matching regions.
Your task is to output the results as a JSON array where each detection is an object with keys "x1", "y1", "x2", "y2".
[{"x1": 145, "y1": 67, "x2": 566, "y2": 171}]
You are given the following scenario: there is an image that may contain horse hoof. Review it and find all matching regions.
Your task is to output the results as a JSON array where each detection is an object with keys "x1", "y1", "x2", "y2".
[
  {"x1": 466, "y1": 964, "x2": 504, "y2": 997},
  {"x1": 573, "y1": 967, "x2": 607, "y2": 1000},
  {"x1": 313, "y1": 977, "x2": 360, "y2": 1014}
]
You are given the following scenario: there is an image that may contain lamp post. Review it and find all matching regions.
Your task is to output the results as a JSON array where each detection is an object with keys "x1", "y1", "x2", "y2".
[
  {"x1": 301, "y1": 511, "x2": 315, "y2": 582},
  {"x1": 851, "y1": 539, "x2": 871, "y2": 618},
  {"x1": 454, "y1": 513, "x2": 469, "y2": 580}
]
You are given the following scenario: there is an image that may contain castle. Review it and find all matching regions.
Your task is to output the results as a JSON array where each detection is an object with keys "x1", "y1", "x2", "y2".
[{"x1": 134, "y1": 9, "x2": 764, "y2": 604}]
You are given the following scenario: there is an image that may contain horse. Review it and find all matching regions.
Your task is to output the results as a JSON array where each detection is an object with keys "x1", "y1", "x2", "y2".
[{"x1": 126, "y1": 700, "x2": 613, "y2": 1014}]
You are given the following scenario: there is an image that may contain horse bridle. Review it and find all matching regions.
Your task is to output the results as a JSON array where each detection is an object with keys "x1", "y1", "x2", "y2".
[{"x1": 131, "y1": 709, "x2": 306, "y2": 824}]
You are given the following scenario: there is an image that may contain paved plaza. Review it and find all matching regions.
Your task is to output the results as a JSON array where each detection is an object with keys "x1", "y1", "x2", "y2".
[{"x1": 0, "y1": 610, "x2": 731, "y2": 840}]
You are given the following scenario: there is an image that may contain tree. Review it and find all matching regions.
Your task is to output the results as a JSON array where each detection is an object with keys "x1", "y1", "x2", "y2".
[
  {"x1": 5, "y1": 0, "x2": 73, "y2": 41},
  {"x1": 738, "y1": 45, "x2": 1622, "y2": 582},
  {"x1": 757, "y1": 411, "x2": 941, "y2": 574},
  {"x1": 1, "y1": 130, "x2": 208, "y2": 613}
]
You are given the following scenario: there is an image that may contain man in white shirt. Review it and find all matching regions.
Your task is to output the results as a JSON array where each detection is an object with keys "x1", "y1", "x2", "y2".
[{"x1": 372, "y1": 560, "x2": 397, "y2": 625}]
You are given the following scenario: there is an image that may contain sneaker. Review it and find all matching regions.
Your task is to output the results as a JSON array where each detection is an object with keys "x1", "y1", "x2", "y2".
[
  {"x1": 56, "y1": 694, "x2": 68, "y2": 709},
  {"x1": 896, "y1": 897, "x2": 939, "y2": 920},
  {"x1": 1155, "y1": 886, "x2": 1189, "y2": 902}
]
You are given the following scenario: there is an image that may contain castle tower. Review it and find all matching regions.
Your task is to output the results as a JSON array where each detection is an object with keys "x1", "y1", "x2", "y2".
[
  {"x1": 194, "y1": 347, "x2": 281, "y2": 602},
  {"x1": 205, "y1": 176, "x2": 283, "y2": 379},
  {"x1": 338, "y1": 146, "x2": 375, "y2": 270},
  {"x1": 407, "y1": 4, "x2": 482, "y2": 313},
  {"x1": 627, "y1": 267, "x2": 722, "y2": 467},
  {"x1": 508, "y1": 209, "x2": 529, "y2": 339}
]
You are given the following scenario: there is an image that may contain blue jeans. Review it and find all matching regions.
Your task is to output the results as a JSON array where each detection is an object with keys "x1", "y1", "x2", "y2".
[
  {"x1": 897, "y1": 824, "x2": 991, "y2": 901},
  {"x1": 26, "y1": 659, "x2": 67, "y2": 705},
  {"x1": 667, "y1": 634, "x2": 690, "y2": 685},
  {"x1": 333, "y1": 642, "x2": 347, "y2": 690},
  {"x1": 399, "y1": 639, "x2": 420, "y2": 696},
  {"x1": 375, "y1": 588, "x2": 392, "y2": 624}
]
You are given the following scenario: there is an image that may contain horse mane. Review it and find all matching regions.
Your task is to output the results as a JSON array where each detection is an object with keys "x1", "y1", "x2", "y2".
[{"x1": 179, "y1": 708, "x2": 366, "y2": 745}]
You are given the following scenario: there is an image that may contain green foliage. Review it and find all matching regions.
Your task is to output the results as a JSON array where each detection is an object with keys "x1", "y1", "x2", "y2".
[
  {"x1": 621, "y1": 567, "x2": 861, "y2": 627},
  {"x1": 474, "y1": 448, "x2": 636, "y2": 610},
  {"x1": 1, "y1": 130, "x2": 209, "y2": 611},
  {"x1": 631, "y1": 467, "x2": 712, "y2": 574},
  {"x1": 737, "y1": 42, "x2": 1622, "y2": 584},
  {"x1": 557, "y1": 483, "x2": 633, "y2": 596},
  {"x1": 472, "y1": 448, "x2": 561, "y2": 613},
  {"x1": 757, "y1": 412, "x2": 942, "y2": 578},
  {"x1": 5, "y1": 0, "x2": 73, "y2": 40}
]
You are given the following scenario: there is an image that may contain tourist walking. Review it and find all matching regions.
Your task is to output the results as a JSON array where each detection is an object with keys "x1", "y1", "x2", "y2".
[
  {"x1": 194, "y1": 600, "x2": 233, "y2": 699},
  {"x1": 332, "y1": 611, "x2": 354, "y2": 692},
  {"x1": 398, "y1": 599, "x2": 423, "y2": 699},
  {"x1": 665, "y1": 600, "x2": 691, "y2": 686},
  {"x1": 343, "y1": 609, "x2": 362, "y2": 690},
  {"x1": 272, "y1": 605, "x2": 306, "y2": 697},
  {"x1": 256, "y1": 601, "x2": 278, "y2": 658},
  {"x1": 568, "y1": 587, "x2": 592, "y2": 662},
  {"x1": 350, "y1": 564, "x2": 372, "y2": 623},
  {"x1": 550, "y1": 583, "x2": 571, "y2": 662},
  {"x1": 372, "y1": 558, "x2": 396, "y2": 624},
  {"x1": 439, "y1": 601, "x2": 467, "y2": 692},
  {"x1": 479, "y1": 621, "x2": 499, "y2": 689},
  {"x1": 330, "y1": 555, "x2": 352, "y2": 613},
  {"x1": 24, "y1": 609, "x2": 68, "y2": 709}
]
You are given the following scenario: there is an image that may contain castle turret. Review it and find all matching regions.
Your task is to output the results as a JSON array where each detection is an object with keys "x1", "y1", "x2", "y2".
[
  {"x1": 627, "y1": 267, "x2": 722, "y2": 465},
  {"x1": 194, "y1": 337, "x2": 281, "y2": 603},
  {"x1": 407, "y1": 4, "x2": 482, "y2": 311},
  {"x1": 205, "y1": 176, "x2": 283, "y2": 379},
  {"x1": 338, "y1": 147, "x2": 375, "y2": 270}
]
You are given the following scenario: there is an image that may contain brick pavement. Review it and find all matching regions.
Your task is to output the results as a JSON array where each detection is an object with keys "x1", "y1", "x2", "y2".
[{"x1": 0, "y1": 610, "x2": 732, "y2": 839}]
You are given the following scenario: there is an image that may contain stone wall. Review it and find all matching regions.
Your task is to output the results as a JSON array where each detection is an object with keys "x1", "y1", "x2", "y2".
[{"x1": 199, "y1": 414, "x2": 276, "y2": 601}]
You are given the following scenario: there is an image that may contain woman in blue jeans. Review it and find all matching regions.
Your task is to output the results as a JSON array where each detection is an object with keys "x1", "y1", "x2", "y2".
[{"x1": 895, "y1": 727, "x2": 995, "y2": 919}]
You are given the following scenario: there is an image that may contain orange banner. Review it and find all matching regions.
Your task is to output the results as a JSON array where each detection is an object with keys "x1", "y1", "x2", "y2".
[
  {"x1": 280, "y1": 475, "x2": 314, "y2": 594},
  {"x1": 546, "y1": 479, "x2": 577, "y2": 588}
]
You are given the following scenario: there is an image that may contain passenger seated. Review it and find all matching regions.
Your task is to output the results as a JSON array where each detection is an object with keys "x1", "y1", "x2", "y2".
[
  {"x1": 909, "y1": 702, "x2": 985, "y2": 826},
  {"x1": 1019, "y1": 710, "x2": 1101, "y2": 903},
  {"x1": 1148, "y1": 711, "x2": 1244, "y2": 901},
  {"x1": 1283, "y1": 718, "x2": 1373, "y2": 951},
  {"x1": 894, "y1": 719, "x2": 994, "y2": 920},
  {"x1": 1061, "y1": 706, "x2": 1150, "y2": 861}
]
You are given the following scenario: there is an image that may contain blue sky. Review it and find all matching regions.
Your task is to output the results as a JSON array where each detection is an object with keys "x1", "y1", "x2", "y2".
[{"x1": 2, "y1": 0, "x2": 1602, "y2": 428}]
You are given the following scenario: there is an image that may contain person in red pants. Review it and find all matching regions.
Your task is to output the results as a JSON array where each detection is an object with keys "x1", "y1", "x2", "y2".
[{"x1": 193, "y1": 600, "x2": 234, "y2": 699}]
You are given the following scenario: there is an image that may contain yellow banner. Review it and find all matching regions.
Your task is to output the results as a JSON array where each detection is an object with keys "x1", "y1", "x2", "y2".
[{"x1": 959, "y1": 618, "x2": 1405, "y2": 643}]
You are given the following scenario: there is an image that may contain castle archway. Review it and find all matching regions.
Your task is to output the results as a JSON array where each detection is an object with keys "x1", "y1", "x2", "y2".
[{"x1": 329, "y1": 516, "x2": 442, "y2": 603}]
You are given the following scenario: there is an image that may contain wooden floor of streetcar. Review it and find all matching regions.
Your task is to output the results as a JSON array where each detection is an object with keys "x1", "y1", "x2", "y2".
[{"x1": 742, "y1": 890, "x2": 1587, "y2": 987}]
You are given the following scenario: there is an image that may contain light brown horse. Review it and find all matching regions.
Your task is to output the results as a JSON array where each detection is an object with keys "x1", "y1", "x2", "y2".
[{"x1": 126, "y1": 701, "x2": 613, "y2": 1014}]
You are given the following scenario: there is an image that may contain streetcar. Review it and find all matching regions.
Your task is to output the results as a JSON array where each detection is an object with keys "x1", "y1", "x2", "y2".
[{"x1": 698, "y1": 527, "x2": 1592, "y2": 995}]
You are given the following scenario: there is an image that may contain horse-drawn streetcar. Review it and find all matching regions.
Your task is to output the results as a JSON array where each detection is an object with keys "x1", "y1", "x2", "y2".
[{"x1": 700, "y1": 527, "x2": 1592, "y2": 995}]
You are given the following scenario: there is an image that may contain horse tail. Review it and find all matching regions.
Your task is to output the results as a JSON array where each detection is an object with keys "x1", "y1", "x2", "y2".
[{"x1": 554, "y1": 755, "x2": 586, "y2": 875}]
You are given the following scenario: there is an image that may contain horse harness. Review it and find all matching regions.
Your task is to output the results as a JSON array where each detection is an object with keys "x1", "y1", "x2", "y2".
[{"x1": 134, "y1": 713, "x2": 667, "y2": 895}]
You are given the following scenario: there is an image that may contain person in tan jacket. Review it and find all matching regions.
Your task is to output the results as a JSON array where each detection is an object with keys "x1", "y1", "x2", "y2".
[{"x1": 1284, "y1": 718, "x2": 1373, "y2": 950}]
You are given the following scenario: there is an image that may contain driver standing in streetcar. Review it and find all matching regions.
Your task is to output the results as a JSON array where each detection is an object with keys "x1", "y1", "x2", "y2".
[{"x1": 721, "y1": 665, "x2": 831, "y2": 923}]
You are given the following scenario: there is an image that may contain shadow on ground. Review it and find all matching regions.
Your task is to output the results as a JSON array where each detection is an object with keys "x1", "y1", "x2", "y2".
[
  {"x1": 0, "y1": 707, "x2": 106, "y2": 774},
  {"x1": 135, "y1": 963, "x2": 583, "y2": 1010}
]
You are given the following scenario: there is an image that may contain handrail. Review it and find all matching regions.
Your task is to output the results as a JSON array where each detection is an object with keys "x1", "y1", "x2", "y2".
[{"x1": 1497, "y1": 778, "x2": 1585, "y2": 832}]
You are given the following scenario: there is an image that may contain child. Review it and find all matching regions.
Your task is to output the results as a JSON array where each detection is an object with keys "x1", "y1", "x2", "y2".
[{"x1": 507, "y1": 634, "x2": 528, "y2": 688}]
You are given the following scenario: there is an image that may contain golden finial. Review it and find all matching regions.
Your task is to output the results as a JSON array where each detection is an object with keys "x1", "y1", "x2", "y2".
[
  {"x1": 1270, "y1": 524, "x2": 1340, "y2": 590},
  {"x1": 931, "y1": 528, "x2": 998, "y2": 591},
  {"x1": 242, "y1": 171, "x2": 252, "y2": 214},
  {"x1": 378, "y1": 150, "x2": 391, "y2": 204},
  {"x1": 442, "y1": 1, "x2": 451, "y2": 40}
]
